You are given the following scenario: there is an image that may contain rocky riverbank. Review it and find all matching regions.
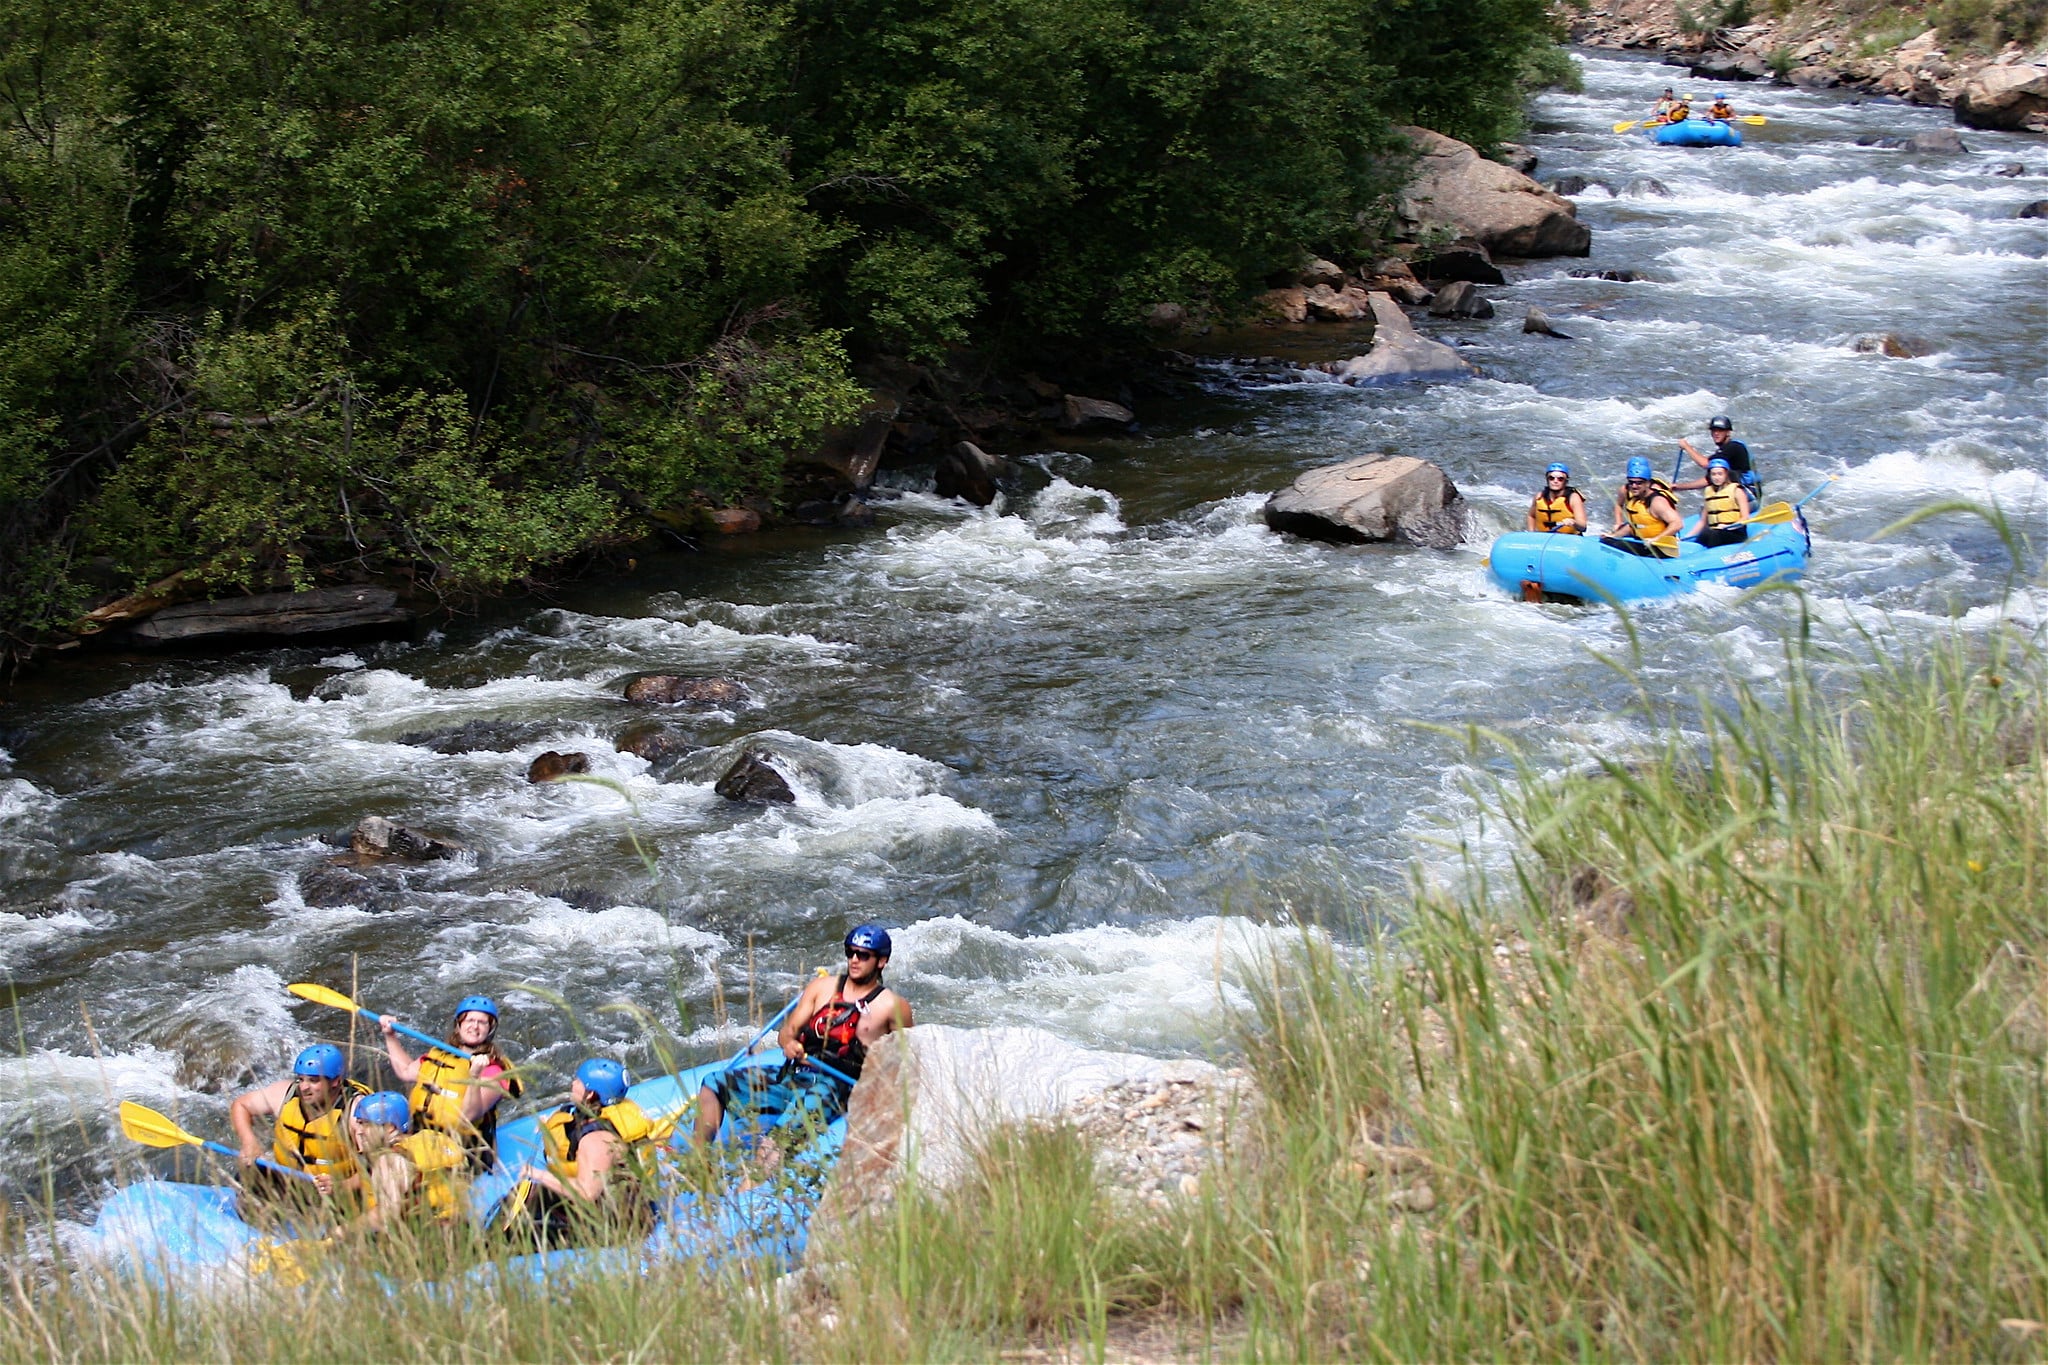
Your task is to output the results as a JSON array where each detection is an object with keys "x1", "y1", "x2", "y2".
[{"x1": 1566, "y1": 0, "x2": 2048, "y2": 133}]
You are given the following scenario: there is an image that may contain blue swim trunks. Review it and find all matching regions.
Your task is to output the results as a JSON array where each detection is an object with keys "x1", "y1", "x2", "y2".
[{"x1": 703, "y1": 1062, "x2": 850, "y2": 1141}]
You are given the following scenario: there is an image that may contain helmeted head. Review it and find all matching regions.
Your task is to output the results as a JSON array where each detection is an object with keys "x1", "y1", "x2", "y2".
[
  {"x1": 351, "y1": 1090, "x2": 412, "y2": 1145},
  {"x1": 1707, "y1": 456, "x2": 1732, "y2": 483},
  {"x1": 453, "y1": 995, "x2": 498, "y2": 1048},
  {"x1": 1716, "y1": 93, "x2": 1728, "y2": 101},
  {"x1": 1708, "y1": 415, "x2": 1733, "y2": 434},
  {"x1": 294, "y1": 1043, "x2": 345, "y2": 1081},
  {"x1": 1544, "y1": 462, "x2": 1570, "y2": 480},
  {"x1": 845, "y1": 923, "x2": 892, "y2": 965},
  {"x1": 1626, "y1": 456, "x2": 1653, "y2": 482},
  {"x1": 573, "y1": 1058, "x2": 630, "y2": 1107}
]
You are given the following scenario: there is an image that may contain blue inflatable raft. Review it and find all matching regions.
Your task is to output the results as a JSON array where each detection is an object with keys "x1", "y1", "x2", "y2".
[
  {"x1": 1486, "y1": 507, "x2": 1809, "y2": 603},
  {"x1": 82, "y1": 1052, "x2": 845, "y2": 1284},
  {"x1": 1651, "y1": 118, "x2": 1742, "y2": 147}
]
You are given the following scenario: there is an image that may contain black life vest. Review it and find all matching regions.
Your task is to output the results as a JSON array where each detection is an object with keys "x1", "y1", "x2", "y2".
[
  {"x1": 799, "y1": 975, "x2": 886, "y2": 1081},
  {"x1": 1532, "y1": 486, "x2": 1583, "y2": 534}
]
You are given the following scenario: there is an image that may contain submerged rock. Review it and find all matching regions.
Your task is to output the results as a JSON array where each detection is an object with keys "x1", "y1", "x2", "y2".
[
  {"x1": 1904, "y1": 128, "x2": 1969, "y2": 154},
  {"x1": 398, "y1": 719, "x2": 554, "y2": 754},
  {"x1": 526, "y1": 750, "x2": 590, "y2": 783},
  {"x1": 623, "y1": 675, "x2": 746, "y2": 706},
  {"x1": 1524, "y1": 307, "x2": 1573, "y2": 339},
  {"x1": 715, "y1": 750, "x2": 796, "y2": 804},
  {"x1": 346, "y1": 815, "x2": 462, "y2": 861},
  {"x1": 614, "y1": 724, "x2": 693, "y2": 766},
  {"x1": 1851, "y1": 332, "x2": 1927, "y2": 358},
  {"x1": 1262, "y1": 454, "x2": 1468, "y2": 549},
  {"x1": 2019, "y1": 200, "x2": 2048, "y2": 219}
]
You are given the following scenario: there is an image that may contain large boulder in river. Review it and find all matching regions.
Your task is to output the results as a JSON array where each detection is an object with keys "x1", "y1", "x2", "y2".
[
  {"x1": 1398, "y1": 127, "x2": 1591, "y2": 259},
  {"x1": 1263, "y1": 454, "x2": 1468, "y2": 549},
  {"x1": 526, "y1": 750, "x2": 590, "y2": 784},
  {"x1": 1955, "y1": 62, "x2": 2048, "y2": 132},
  {"x1": 1326, "y1": 293, "x2": 1475, "y2": 388},
  {"x1": 1058, "y1": 394, "x2": 1135, "y2": 431},
  {"x1": 1904, "y1": 128, "x2": 1969, "y2": 154}
]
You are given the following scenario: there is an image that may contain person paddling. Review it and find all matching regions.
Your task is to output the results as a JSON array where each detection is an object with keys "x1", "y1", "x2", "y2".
[
  {"x1": 518, "y1": 1058, "x2": 662, "y2": 1246},
  {"x1": 344, "y1": 1091, "x2": 469, "y2": 1233},
  {"x1": 1707, "y1": 94, "x2": 1737, "y2": 122},
  {"x1": 1605, "y1": 456, "x2": 1684, "y2": 558},
  {"x1": 692, "y1": 923, "x2": 913, "y2": 1149},
  {"x1": 1678, "y1": 414, "x2": 1762, "y2": 503},
  {"x1": 1652, "y1": 88, "x2": 1679, "y2": 120},
  {"x1": 229, "y1": 1044, "x2": 370, "y2": 1200},
  {"x1": 378, "y1": 994, "x2": 521, "y2": 1172},
  {"x1": 1690, "y1": 458, "x2": 1752, "y2": 547},
  {"x1": 1664, "y1": 96, "x2": 1692, "y2": 124},
  {"x1": 1527, "y1": 463, "x2": 1587, "y2": 535}
]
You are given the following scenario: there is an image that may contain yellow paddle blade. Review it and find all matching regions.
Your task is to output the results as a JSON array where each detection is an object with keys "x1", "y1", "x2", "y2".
[
  {"x1": 1746, "y1": 501, "x2": 1797, "y2": 525},
  {"x1": 1648, "y1": 533, "x2": 1681, "y2": 554},
  {"x1": 288, "y1": 981, "x2": 362, "y2": 1014},
  {"x1": 119, "y1": 1100, "x2": 203, "y2": 1150},
  {"x1": 1612, "y1": 118, "x2": 1643, "y2": 133},
  {"x1": 1738, "y1": 115, "x2": 1768, "y2": 125}
]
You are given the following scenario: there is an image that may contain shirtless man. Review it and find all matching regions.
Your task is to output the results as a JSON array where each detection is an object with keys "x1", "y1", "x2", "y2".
[{"x1": 692, "y1": 923, "x2": 913, "y2": 1146}]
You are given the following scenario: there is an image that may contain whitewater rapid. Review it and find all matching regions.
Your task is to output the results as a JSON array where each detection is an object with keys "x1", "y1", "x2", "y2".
[{"x1": 2, "y1": 51, "x2": 2044, "y2": 1215}]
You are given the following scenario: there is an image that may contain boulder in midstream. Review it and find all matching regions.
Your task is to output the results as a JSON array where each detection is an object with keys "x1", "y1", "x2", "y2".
[
  {"x1": 614, "y1": 724, "x2": 694, "y2": 766},
  {"x1": 1057, "y1": 395, "x2": 1136, "y2": 431},
  {"x1": 1262, "y1": 454, "x2": 1468, "y2": 549},
  {"x1": 1427, "y1": 280, "x2": 1494, "y2": 318},
  {"x1": 935, "y1": 441, "x2": 1008, "y2": 506},
  {"x1": 1524, "y1": 307, "x2": 1573, "y2": 339},
  {"x1": 715, "y1": 750, "x2": 796, "y2": 804}
]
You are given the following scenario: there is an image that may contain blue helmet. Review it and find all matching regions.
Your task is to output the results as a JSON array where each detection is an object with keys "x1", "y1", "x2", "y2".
[
  {"x1": 1707, "y1": 456, "x2": 1731, "y2": 472},
  {"x1": 575, "y1": 1058, "x2": 630, "y2": 1106},
  {"x1": 354, "y1": 1091, "x2": 412, "y2": 1131},
  {"x1": 845, "y1": 923, "x2": 893, "y2": 960},
  {"x1": 1626, "y1": 456, "x2": 1653, "y2": 480},
  {"x1": 293, "y1": 1044, "x2": 345, "y2": 1080},
  {"x1": 454, "y1": 995, "x2": 498, "y2": 1025},
  {"x1": 1716, "y1": 93, "x2": 1727, "y2": 99},
  {"x1": 1545, "y1": 462, "x2": 1570, "y2": 477}
]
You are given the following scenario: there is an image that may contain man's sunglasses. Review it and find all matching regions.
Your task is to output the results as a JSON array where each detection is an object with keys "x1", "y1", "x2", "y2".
[{"x1": 846, "y1": 947, "x2": 880, "y2": 961}]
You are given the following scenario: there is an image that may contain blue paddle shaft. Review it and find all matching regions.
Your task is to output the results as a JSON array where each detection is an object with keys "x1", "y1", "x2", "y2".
[
  {"x1": 1794, "y1": 478, "x2": 1834, "y2": 510},
  {"x1": 804, "y1": 1056, "x2": 859, "y2": 1089},
  {"x1": 202, "y1": 1139, "x2": 317, "y2": 1183},
  {"x1": 358, "y1": 1006, "x2": 464, "y2": 1058}
]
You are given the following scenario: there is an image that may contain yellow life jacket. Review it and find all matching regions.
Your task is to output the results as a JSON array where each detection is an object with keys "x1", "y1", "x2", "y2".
[
  {"x1": 1532, "y1": 487, "x2": 1583, "y2": 534},
  {"x1": 363, "y1": 1129, "x2": 468, "y2": 1222},
  {"x1": 1702, "y1": 481, "x2": 1745, "y2": 528},
  {"x1": 537, "y1": 1098, "x2": 659, "y2": 1182},
  {"x1": 409, "y1": 1047, "x2": 520, "y2": 1151},
  {"x1": 272, "y1": 1079, "x2": 371, "y2": 1174},
  {"x1": 1709, "y1": 102, "x2": 1735, "y2": 119},
  {"x1": 1625, "y1": 480, "x2": 1679, "y2": 547}
]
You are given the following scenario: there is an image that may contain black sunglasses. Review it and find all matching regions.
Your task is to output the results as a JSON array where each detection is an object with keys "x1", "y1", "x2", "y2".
[{"x1": 846, "y1": 947, "x2": 879, "y2": 961}]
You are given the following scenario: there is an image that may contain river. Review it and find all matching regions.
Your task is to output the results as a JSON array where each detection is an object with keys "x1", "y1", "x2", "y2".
[{"x1": 3, "y1": 52, "x2": 2044, "y2": 1219}]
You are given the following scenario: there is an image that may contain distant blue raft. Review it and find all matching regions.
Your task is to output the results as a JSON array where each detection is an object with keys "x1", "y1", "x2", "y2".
[
  {"x1": 1650, "y1": 118, "x2": 1742, "y2": 147},
  {"x1": 1486, "y1": 509, "x2": 1809, "y2": 604}
]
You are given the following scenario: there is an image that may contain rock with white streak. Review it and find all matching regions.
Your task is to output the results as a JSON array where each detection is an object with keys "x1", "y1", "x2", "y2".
[{"x1": 1326, "y1": 293, "x2": 1474, "y2": 387}]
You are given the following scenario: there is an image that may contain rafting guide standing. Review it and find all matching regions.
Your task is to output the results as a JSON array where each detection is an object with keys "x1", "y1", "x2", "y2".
[{"x1": 1678, "y1": 415, "x2": 1763, "y2": 503}]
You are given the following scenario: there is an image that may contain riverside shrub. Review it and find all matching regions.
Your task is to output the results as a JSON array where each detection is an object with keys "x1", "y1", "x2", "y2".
[{"x1": 0, "y1": 0, "x2": 1561, "y2": 652}]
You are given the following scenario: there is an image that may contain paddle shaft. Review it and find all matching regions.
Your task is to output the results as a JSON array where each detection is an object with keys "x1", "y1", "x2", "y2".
[
  {"x1": 1794, "y1": 477, "x2": 1835, "y2": 510},
  {"x1": 204, "y1": 1139, "x2": 318, "y2": 1183},
  {"x1": 718, "y1": 992, "x2": 860, "y2": 1090},
  {"x1": 354, "y1": 1006, "x2": 465, "y2": 1059}
]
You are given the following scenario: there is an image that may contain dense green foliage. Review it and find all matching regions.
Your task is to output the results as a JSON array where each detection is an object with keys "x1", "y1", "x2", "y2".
[{"x1": 0, "y1": 0, "x2": 1560, "y2": 654}]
